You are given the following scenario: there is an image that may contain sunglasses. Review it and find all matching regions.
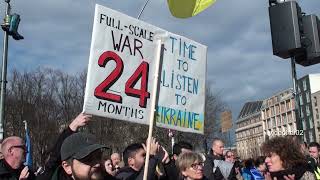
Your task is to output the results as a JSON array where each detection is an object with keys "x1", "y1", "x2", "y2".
[
  {"x1": 190, "y1": 162, "x2": 204, "y2": 170},
  {"x1": 226, "y1": 154, "x2": 235, "y2": 158},
  {"x1": 10, "y1": 145, "x2": 27, "y2": 153}
]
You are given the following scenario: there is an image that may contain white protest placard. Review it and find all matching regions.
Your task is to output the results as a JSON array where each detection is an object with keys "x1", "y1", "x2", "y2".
[
  {"x1": 156, "y1": 33, "x2": 207, "y2": 134},
  {"x1": 83, "y1": 4, "x2": 162, "y2": 124}
]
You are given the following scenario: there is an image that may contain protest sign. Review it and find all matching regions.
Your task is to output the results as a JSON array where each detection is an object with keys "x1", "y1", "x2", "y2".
[
  {"x1": 156, "y1": 34, "x2": 207, "y2": 134},
  {"x1": 83, "y1": 4, "x2": 162, "y2": 125},
  {"x1": 83, "y1": 4, "x2": 207, "y2": 134}
]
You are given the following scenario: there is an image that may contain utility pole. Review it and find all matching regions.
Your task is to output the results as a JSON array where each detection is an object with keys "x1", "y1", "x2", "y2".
[
  {"x1": 0, "y1": 0, "x2": 23, "y2": 139},
  {"x1": 290, "y1": 57, "x2": 302, "y2": 136},
  {"x1": 0, "y1": 0, "x2": 11, "y2": 140}
]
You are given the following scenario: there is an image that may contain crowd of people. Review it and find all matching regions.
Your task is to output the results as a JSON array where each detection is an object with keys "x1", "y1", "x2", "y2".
[{"x1": 0, "y1": 113, "x2": 320, "y2": 180}]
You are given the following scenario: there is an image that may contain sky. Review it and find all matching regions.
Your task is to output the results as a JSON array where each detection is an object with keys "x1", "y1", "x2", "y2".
[{"x1": 2, "y1": 0, "x2": 320, "y2": 138}]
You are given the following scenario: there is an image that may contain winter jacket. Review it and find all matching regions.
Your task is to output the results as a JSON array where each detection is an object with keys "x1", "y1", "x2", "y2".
[
  {"x1": 270, "y1": 163, "x2": 316, "y2": 180},
  {"x1": 49, "y1": 165, "x2": 117, "y2": 180},
  {"x1": 36, "y1": 127, "x2": 75, "y2": 180},
  {"x1": 204, "y1": 154, "x2": 237, "y2": 180},
  {"x1": 179, "y1": 176, "x2": 209, "y2": 180},
  {"x1": 115, "y1": 155, "x2": 160, "y2": 180},
  {"x1": 250, "y1": 168, "x2": 264, "y2": 180},
  {"x1": 0, "y1": 159, "x2": 35, "y2": 180},
  {"x1": 242, "y1": 168, "x2": 253, "y2": 180},
  {"x1": 163, "y1": 159, "x2": 179, "y2": 180}
]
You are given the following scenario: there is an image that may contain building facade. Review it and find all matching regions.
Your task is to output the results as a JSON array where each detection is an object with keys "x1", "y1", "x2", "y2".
[
  {"x1": 236, "y1": 101, "x2": 263, "y2": 159},
  {"x1": 297, "y1": 74, "x2": 320, "y2": 142},
  {"x1": 312, "y1": 90, "x2": 320, "y2": 142},
  {"x1": 236, "y1": 74, "x2": 320, "y2": 159},
  {"x1": 261, "y1": 88, "x2": 296, "y2": 140}
]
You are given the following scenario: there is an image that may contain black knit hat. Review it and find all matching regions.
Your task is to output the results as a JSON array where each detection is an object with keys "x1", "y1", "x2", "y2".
[{"x1": 60, "y1": 132, "x2": 107, "y2": 161}]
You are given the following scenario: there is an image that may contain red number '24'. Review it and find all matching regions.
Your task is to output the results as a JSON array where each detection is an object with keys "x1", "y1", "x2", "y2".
[{"x1": 94, "y1": 51, "x2": 150, "y2": 108}]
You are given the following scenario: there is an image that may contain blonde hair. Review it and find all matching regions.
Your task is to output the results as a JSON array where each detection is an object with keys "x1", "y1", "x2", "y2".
[{"x1": 176, "y1": 152, "x2": 203, "y2": 172}]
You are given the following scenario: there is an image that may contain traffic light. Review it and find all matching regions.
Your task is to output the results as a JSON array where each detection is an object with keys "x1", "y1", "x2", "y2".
[{"x1": 8, "y1": 13, "x2": 24, "y2": 40}]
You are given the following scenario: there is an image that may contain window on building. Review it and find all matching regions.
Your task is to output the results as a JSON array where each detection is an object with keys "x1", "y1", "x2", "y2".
[
  {"x1": 306, "y1": 106, "x2": 310, "y2": 117},
  {"x1": 309, "y1": 131, "x2": 314, "y2": 142},
  {"x1": 309, "y1": 117, "x2": 313, "y2": 129},
  {"x1": 299, "y1": 94, "x2": 303, "y2": 106},
  {"x1": 286, "y1": 100, "x2": 291, "y2": 110},
  {"x1": 272, "y1": 117, "x2": 276, "y2": 127},
  {"x1": 291, "y1": 100, "x2": 295, "y2": 110},
  {"x1": 314, "y1": 96, "x2": 318, "y2": 107},
  {"x1": 303, "y1": 79, "x2": 307, "y2": 91},
  {"x1": 306, "y1": 92, "x2": 310, "y2": 103},
  {"x1": 292, "y1": 113, "x2": 296, "y2": 122},
  {"x1": 287, "y1": 112, "x2": 292, "y2": 122},
  {"x1": 302, "y1": 119, "x2": 306, "y2": 130},
  {"x1": 316, "y1": 109, "x2": 319, "y2": 119},
  {"x1": 290, "y1": 124, "x2": 293, "y2": 131},
  {"x1": 300, "y1": 108, "x2": 304, "y2": 118}
]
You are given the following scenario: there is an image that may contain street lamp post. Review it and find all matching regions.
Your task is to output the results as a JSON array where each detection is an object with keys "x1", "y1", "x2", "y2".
[
  {"x1": 290, "y1": 57, "x2": 303, "y2": 137},
  {"x1": 0, "y1": 0, "x2": 11, "y2": 140}
]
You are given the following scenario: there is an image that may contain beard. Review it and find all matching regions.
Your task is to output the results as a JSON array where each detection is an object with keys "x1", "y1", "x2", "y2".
[{"x1": 71, "y1": 165, "x2": 104, "y2": 180}]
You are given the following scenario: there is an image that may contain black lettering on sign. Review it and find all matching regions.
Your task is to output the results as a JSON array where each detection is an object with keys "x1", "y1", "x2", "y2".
[{"x1": 111, "y1": 30, "x2": 143, "y2": 59}]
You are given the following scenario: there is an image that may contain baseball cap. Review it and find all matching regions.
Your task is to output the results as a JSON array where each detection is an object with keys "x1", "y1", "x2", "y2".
[{"x1": 60, "y1": 132, "x2": 107, "y2": 161}]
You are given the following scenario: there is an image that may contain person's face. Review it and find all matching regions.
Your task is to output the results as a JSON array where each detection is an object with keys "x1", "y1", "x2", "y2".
[
  {"x1": 129, "y1": 149, "x2": 146, "y2": 171},
  {"x1": 9, "y1": 141, "x2": 26, "y2": 169},
  {"x1": 71, "y1": 150, "x2": 104, "y2": 180},
  {"x1": 309, "y1": 147, "x2": 319, "y2": 159},
  {"x1": 213, "y1": 141, "x2": 224, "y2": 156},
  {"x1": 182, "y1": 161, "x2": 204, "y2": 180},
  {"x1": 265, "y1": 152, "x2": 284, "y2": 172},
  {"x1": 111, "y1": 154, "x2": 121, "y2": 166},
  {"x1": 104, "y1": 159, "x2": 113, "y2": 172},
  {"x1": 258, "y1": 163, "x2": 267, "y2": 173},
  {"x1": 225, "y1": 152, "x2": 235, "y2": 162}
]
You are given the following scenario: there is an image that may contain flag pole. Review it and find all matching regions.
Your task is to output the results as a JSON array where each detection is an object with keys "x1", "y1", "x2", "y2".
[
  {"x1": 23, "y1": 120, "x2": 27, "y2": 131},
  {"x1": 137, "y1": 0, "x2": 151, "y2": 19}
]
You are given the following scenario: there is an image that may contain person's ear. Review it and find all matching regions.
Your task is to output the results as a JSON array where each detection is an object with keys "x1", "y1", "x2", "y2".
[
  {"x1": 8, "y1": 147, "x2": 14, "y2": 155},
  {"x1": 181, "y1": 170, "x2": 188, "y2": 177},
  {"x1": 62, "y1": 160, "x2": 72, "y2": 175},
  {"x1": 128, "y1": 157, "x2": 134, "y2": 167},
  {"x1": 173, "y1": 154, "x2": 178, "y2": 161}
]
